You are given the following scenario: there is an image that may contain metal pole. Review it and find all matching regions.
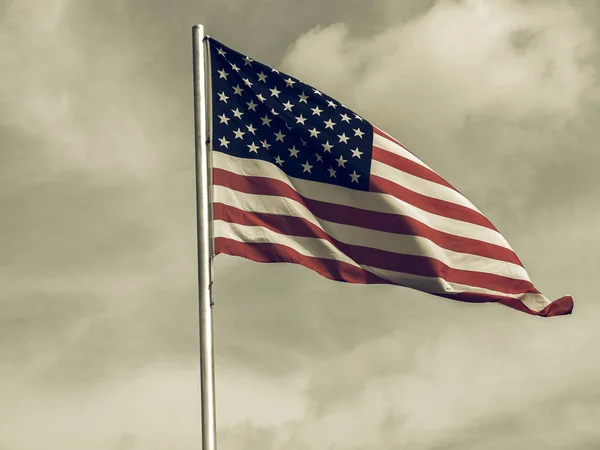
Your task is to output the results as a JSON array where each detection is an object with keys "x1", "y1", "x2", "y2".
[{"x1": 192, "y1": 24, "x2": 217, "y2": 450}]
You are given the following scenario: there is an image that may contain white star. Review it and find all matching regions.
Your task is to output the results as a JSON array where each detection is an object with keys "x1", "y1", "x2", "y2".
[
  {"x1": 217, "y1": 47, "x2": 226, "y2": 56},
  {"x1": 314, "y1": 152, "x2": 323, "y2": 162},
  {"x1": 233, "y1": 128, "x2": 245, "y2": 139},
  {"x1": 328, "y1": 167, "x2": 337, "y2": 178},
  {"x1": 301, "y1": 161, "x2": 313, "y2": 173},
  {"x1": 336, "y1": 155, "x2": 347, "y2": 167},
  {"x1": 295, "y1": 114, "x2": 307, "y2": 125},
  {"x1": 354, "y1": 113, "x2": 363, "y2": 121},
  {"x1": 313, "y1": 89, "x2": 323, "y2": 96},
  {"x1": 298, "y1": 92, "x2": 308, "y2": 103},
  {"x1": 248, "y1": 142, "x2": 259, "y2": 153},
  {"x1": 350, "y1": 170, "x2": 361, "y2": 183},
  {"x1": 353, "y1": 128, "x2": 365, "y2": 138},
  {"x1": 309, "y1": 128, "x2": 321, "y2": 138},
  {"x1": 338, "y1": 133, "x2": 349, "y2": 144},
  {"x1": 246, "y1": 124, "x2": 257, "y2": 134},
  {"x1": 323, "y1": 119, "x2": 336, "y2": 129},
  {"x1": 274, "y1": 155, "x2": 284, "y2": 166},
  {"x1": 256, "y1": 93, "x2": 266, "y2": 103},
  {"x1": 261, "y1": 116, "x2": 272, "y2": 126},
  {"x1": 289, "y1": 146, "x2": 300, "y2": 158},
  {"x1": 300, "y1": 138, "x2": 307, "y2": 147},
  {"x1": 243, "y1": 56, "x2": 253, "y2": 66},
  {"x1": 271, "y1": 67, "x2": 280, "y2": 73},
  {"x1": 270, "y1": 108, "x2": 279, "y2": 116},
  {"x1": 246, "y1": 100, "x2": 258, "y2": 111},
  {"x1": 231, "y1": 63, "x2": 240, "y2": 72},
  {"x1": 285, "y1": 78, "x2": 296, "y2": 88},
  {"x1": 232, "y1": 85, "x2": 243, "y2": 95},
  {"x1": 243, "y1": 78, "x2": 253, "y2": 87},
  {"x1": 218, "y1": 92, "x2": 229, "y2": 103},
  {"x1": 257, "y1": 72, "x2": 267, "y2": 82},
  {"x1": 218, "y1": 114, "x2": 230, "y2": 124},
  {"x1": 327, "y1": 100, "x2": 336, "y2": 108},
  {"x1": 285, "y1": 122, "x2": 292, "y2": 131},
  {"x1": 218, "y1": 69, "x2": 228, "y2": 79},
  {"x1": 311, "y1": 106, "x2": 323, "y2": 116},
  {"x1": 269, "y1": 87, "x2": 281, "y2": 97},
  {"x1": 351, "y1": 147, "x2": 363, "y2": 158},
  {"x1": 232, "y1": 108, "x2": 243, "y2": 119},
  {"x1": 219, "y1": 136, "x2": 230, "y2": 148},
  {"x1": 274, "y1": 130, "x2": 285, "y2": 142},
  {"x1": 282, "y1": 101, "x2": 294, "y2": 111},
  {"x1": 261, "y1": 139, "x2": 271, "y2": 150},
  {"x1": 322, "y1": 141, "x2": 334, "y2": 152},
  {"x1": 340, "y1": 113, "x2": 351, "y2": 123}
]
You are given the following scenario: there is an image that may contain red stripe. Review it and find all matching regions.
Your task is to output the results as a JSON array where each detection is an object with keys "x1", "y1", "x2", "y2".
[
  {"x1": 215, "y1": 237, "x2": 384, "y2": 284},
  {"x1": 372, "y1": 146, "x2": 456, "y2": 191},
  {"x1": 373, "y1": 127, "x2": 491, "y2": 229},
  {"x1": 370, "y1": 175, "x2": 497, "y2": 231},
  {"x1": 215, "y1": 203, "x2": 537, "y2": 295},
  {"x1": 214, "y1": 238, "x2": 572, "y2": 316},
  {"x1": 373, "y1": 126, "x2": 411, "y2": 152},
  {"x1": 439, "y1": 292, "x2": 574, "y2": 317},
  {"x1": 213, "y1": 168, "x2": 522, "y2": 266}
]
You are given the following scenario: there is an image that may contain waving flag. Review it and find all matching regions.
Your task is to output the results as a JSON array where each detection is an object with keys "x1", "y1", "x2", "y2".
[{"x1": 207, "y1": 37, "x2": 572, "y2": 317}]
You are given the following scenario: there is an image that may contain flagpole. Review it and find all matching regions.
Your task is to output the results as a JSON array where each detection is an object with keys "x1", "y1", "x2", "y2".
[{"x1": 192, "y1": 24, "x2": 217, "y2": 450}]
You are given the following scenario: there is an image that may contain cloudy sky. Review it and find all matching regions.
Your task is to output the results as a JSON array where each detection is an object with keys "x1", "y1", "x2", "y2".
[{"x1": 1, "y1": 0, "x2": 599, "y2": 448}]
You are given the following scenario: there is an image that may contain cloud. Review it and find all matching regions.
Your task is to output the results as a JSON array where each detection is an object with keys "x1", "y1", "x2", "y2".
[
  {"x1": 0, "y1": 0, "x2": 200, "y2": 385},
  {"x1": 221, "y1": 315, "x2": 600, "y2": 449},
  {"x1": 283, "y1": 0, "x2": 596, "y2": 128},
  {"x1": 0, "y1": 362, "x2": 307, "y2": 449},
  {"x1": 2, "y1": 0, "x2": 599, "y2": 448},
  {"x1": 0, "y1": 364, "x2": 201, "y2": 449},
  {"x1": 280, "y1": 0, "x2": 599, "y2": 219},
  {"x1": 1, "y1": 0, "x2": 137, "y2": 177},
  {"x1": 212, "y1": 2, "x2": 600, "y2": 448}
]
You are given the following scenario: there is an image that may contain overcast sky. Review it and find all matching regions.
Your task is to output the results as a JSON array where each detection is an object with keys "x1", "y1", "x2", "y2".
[{"x1": 1, "y1": 0, "x2": 599, "y2": 448}]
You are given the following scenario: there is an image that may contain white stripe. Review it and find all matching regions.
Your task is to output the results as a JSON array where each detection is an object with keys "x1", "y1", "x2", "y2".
[
  {"x1": 214, "y1": 151, "x2": 512, "y2": 249},
  {"x1": 373, "y1": 130, "x2": 484, "y2": 214},
  {"x1": 215, "y1": 185, "x2": 530, "y2": 281},
  {"x1": 371, "y1": 158, "x2": 479, "y2": 212},
  {"x1": 363, "y1": 265, "x2": 549, "y2": 311},
  {"x1": 373, "y1": 131, "x2": 432, "y2": 170},
  {"x1": 215, "y1": 221, "x2": 549, "y2": 311},
  {"x1": 216, "y1": 220, "x2": 358, "y2": 266}
]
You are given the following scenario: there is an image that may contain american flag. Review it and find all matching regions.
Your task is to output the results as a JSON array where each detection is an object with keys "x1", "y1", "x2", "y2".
[{"x1": 207, "y1": 37, "x2": 573, "y2": 317}]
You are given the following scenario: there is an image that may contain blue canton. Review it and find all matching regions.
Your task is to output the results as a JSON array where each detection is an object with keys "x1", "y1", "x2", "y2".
[{"x1": 208, "y1": 38, "x2": 373, "y2": 191}]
